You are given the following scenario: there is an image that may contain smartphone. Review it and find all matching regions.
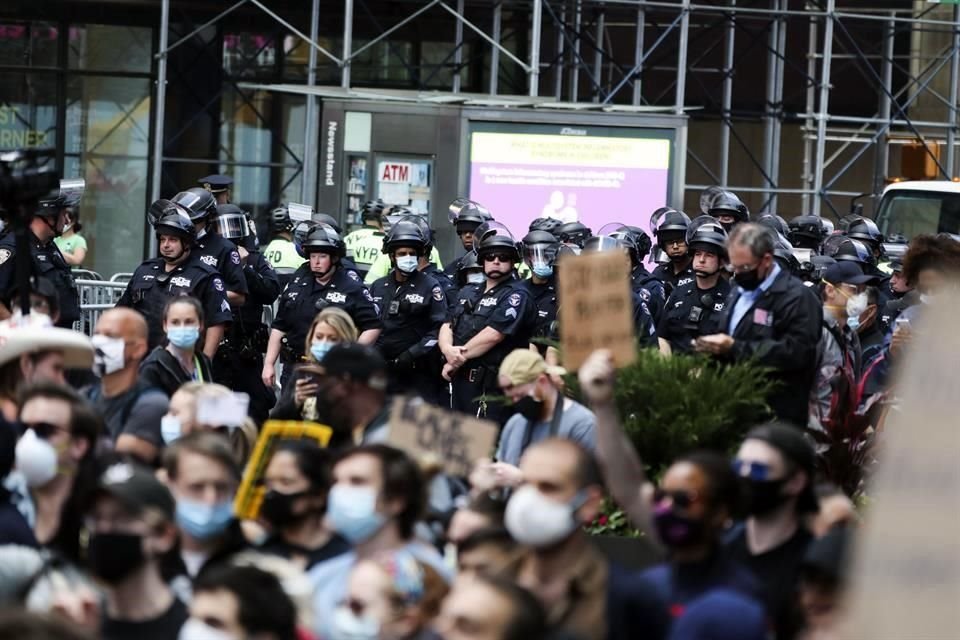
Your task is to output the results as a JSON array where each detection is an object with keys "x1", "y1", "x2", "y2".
[{"x1": 895, "y1": 317, "x2": 911, "y2": 330}]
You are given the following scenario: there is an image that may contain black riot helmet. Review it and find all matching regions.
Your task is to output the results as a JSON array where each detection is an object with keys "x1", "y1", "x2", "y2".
[
  {"x1": 701, "y1": 186, "x2": 749, "y2": 228},
  {"x1": 448, "y1": 198, "x2": 493, "y2": 234},
  {"x1": 528, "y1": 217, "x2": 563, "y2": 235},
  {"x1": 301, "y1": 223, "x2": 345, "y2": 258},
  {"x1": 147, "y1": 198, "x2": 181, "y2": 227},
  {"x1": 473, "y1": 221, "x2": 521, "y2": 263},
  {"x1": 583, "y1": 234, "x2": 628, "y2": 255},
  {"x1": 213, "y1": 204, "x2": 249, "y2": 240},
  {"x1": 312, "y1": 212, "x2": 343, "y2": 234},
  {"x1": 773, "y1": 233, "x2": 802, "y2": 275},
  {"x1": 37, "y1": 178, "x2": 84, "y2": 219},
  {"x1": 828, "y1": 237, "x2": 873, "y2": 266},
  {"x1": 456, "y1": 250, "x2": 483, "y2": 287},
  {"x1": 623, "y1": 225, "x2": 653, "y2": 261},
  {"x1": 153, "y1": 205, "x2": 197, "y2": 246},
  {"x1": 652, "y1": 207, "x2": 691, "y2": 241},
  {"x1": 685, "y1": 216, "x2": 728, "y2": 258},
  {"x1": 521, "y1": 230, "x2": 561, "y2": 269},
  {"x1": 595, "y1": 223, "x2": 640, "y2": 266},
  {"x1": 757, "y1": 214, "x2": 789, "y2": 237},
  {"x1": 171, "y1": 187, "x2": 218, "y2": 223},
  {"x1": 269, "y1": 205, "x2": 293, "y2": 233},
  {"x1": 557, "y1": 221, "x2": 592, "y2": 248},
  {"x1": 845, "y1": 217, "x2": 883, "y2": 249},
  {"x1": 383, "y1": 220, "x2": 427, "y2": 256},
  {"x1": 361, "y1": 199, "x2": 386, "y2": 223},
  {"x1": 788, "y1": 215, "x2": 828, "y2": 249}
]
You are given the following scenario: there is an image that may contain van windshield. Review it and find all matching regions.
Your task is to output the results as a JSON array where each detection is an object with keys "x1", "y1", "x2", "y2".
[{"x1": 875, "y1": 189, "x2": 960, "y2": 238}]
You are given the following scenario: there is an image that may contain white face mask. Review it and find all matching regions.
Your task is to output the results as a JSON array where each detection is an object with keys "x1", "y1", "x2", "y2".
[
  {"x1": 161, "y1": 415, "x2": 182, "y2": 444},
  {"x1": 466, "y1": 272, "x2": 485, "y2": 285},
  {"x1": 504, "y1": 484, "x2": 583, "y2": 548},
  {"x1": 845, "y1": 291, "x2": 868, "y2": 319},
  {"x1": 91, "y1": 334, "x2": 126, "y2": 377},
  {"x1": 396, "y1": 255, "x2": 418, "y2": 274},
  {"x1": 178, "y1": 618, "x2": 237, "y2": 640},
  {"x1": 329, "y1": 605, "x2": 380, "y2": 640},
  {"x1": 15, "y1": 429, "x2": 59, "y2": 488}
]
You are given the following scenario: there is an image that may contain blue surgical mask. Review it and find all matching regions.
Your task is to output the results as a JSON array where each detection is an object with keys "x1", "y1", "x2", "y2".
[
  {"x1": 161, "y1": 415, "x2": 182, "y2": 444},
  {"x1": 466, "y1": 272, "x2": 485, "y2": 285},
  {"x1": 167, "y1": 326, "x2": 200, "y2": 349},
  {"x1": 175, "y1": 499, "x2": 234, "y2": 541},
  {"x1": 326, "y1": 484, "x2": 385, "y2": 544},
  {"x1": 396, "y1": 256, "x2": 418, "y2": 274},
  {"x1": 311, "y1": 340, "x2": 334, "y2": 363},
  {"x1": 846, "y1": 315, "x2": 861, "y2": 332},
  {"x1": 532, "y1": 262, "x2": 554, "y2": 279}
]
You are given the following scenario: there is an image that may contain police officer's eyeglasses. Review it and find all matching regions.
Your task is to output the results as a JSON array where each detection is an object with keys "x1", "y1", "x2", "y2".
[
  {"x1": 652, "y1": 488, "x2": 700, "y2": 509},
  {"x1": 483, "y1": 253, "x2": 512, "y2": 263}
]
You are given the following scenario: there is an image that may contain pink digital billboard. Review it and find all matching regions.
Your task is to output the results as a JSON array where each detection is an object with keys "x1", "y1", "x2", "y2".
[{"x1": 467, "y1": 123, "x2": 674, "y2": 240}]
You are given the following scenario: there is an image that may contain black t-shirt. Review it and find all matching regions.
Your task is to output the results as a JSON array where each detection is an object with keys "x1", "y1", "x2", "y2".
[
  {"x1": 259, "y1": 532, "x2": 351, "y2": 570},
  {"x1": 89, "y1": 384, "x2": 169, "y2": 445},
  {"x1": 101, "y1": 597, "x2": 188, "y2": 640},
  {"x1": 723, "y1": 522, "x2": 813, "y2": 640}
]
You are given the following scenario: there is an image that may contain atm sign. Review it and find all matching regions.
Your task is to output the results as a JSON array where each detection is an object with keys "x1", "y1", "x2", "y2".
[{"x1": 379, "y1": 162, "x2": 411, "y2": 183}]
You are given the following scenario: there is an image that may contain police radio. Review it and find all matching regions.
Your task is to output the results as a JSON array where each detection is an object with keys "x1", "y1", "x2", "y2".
[{"x1": 684, "y1": 293, "x2": 715, "y2": 331}]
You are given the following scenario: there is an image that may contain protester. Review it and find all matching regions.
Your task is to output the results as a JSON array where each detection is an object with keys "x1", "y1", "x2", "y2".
[
  {"x1": 445, "y1": 493, "x2": 506, "y2": 546},
  {"x1": 84, "y1": 461, "x2": 186, "y2": 639},
  {"x1": 310, "y1": 343, "x2": 391, "y2": 446},
  {"x1": 54, "y1": 207, "x2": 87, "y2": 267},
  {"x1": 0, "y1": 610, "x2": 94, "y2": 640},
  {"x1": 86, "y1": 308, "x2": 169, "y2": 464},
  {"x1": 258, "y1": 439, "x2": 350, "y2": 570},
  {"x1": 797, "y1": 527, "x2": 850, "y2": 640},
  {"x1": 455, "y1": 527, "x2": 520, "y2": 579},
  {"x1": 435, "y1": 573, "x2": 547, "y2": 640},
  {"x1": 182, "y1": 563, "x2": 298, "y2": 640},
  {"x1": 0, "y1": 418, "x2": 36, "y2": 546},
  {"x1": 139, "y1": 297, "x2": 216, "y2": 397},
  {"x1": 667, "y1": 589, "x2": 768, "y2": 640},
  {"x1": 160, "y1": 383, "x2": 258, "y2": 467}
]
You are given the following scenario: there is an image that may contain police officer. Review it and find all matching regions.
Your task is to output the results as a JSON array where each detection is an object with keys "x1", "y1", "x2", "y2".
[
  {"x1": 519, "y1": 229, "x2": 560, "y2": 351},
  {"x1": 528, "y1": 216, "x2": 563, "y2": 236},
  {"x1": 787, "y1": 215, "x2": 829, "y2": 252},
  {"x1": 582, "y1": 234, "x2": 658, "y2": 348},
  {"x1": 618, "y1": 225, "x2": 666, "y2": 324},
  {"x1": 846, "y1": 217, "x2": 890, "y2": 286},
  {"x1": 344, "y1": 199, "x2": 387, "y2": 277},
  {"x1": 651, "y1": 208, "x2": 694, "y2": 298},
  {"x1": 197, "y1": 174, "x2": 233, "y2": 205},
  {"x1": 444, "y1": 198, "x2": 493, "y2": 279},
  {"x1": 394, "y1": 213, "x2": 457, "y2": 307},
  {"x1": 263, "y1": 205, "x2": 306, "y2": 283},
  {"x1": 439, "y1": 222, "x2": 534, "y2": 421},
  {"x1": 170, "y1": 187, "x2": 248, "y2": 307},
  {"x1": 879, "y1": 255, "x2": 919, "y2": 334},
  {"x1": 657, "y1": 217, "x2": 731, "y2": 355},
  {"x1": 556, "y1": 221, "x2": 592, "y2": 251},
  {"x1": 455, "y1": 250, "x2": 484, "y2": 289},
  {"x1": 702, "y1": 186, "x2": 750, "y2": 233},
  {"x1": 369, "y1": 221, "x2": 447, "y2": 401},
  {"x1": 263, "y1": 223, "x2": 381, "y2": 389},
  {"x1": 211, "y1": 204, "x2": 281, "y2": 424},
  {"x1": 363, "y1": 208, "x2": 445, "y2": 285},
  {"x1": 0, "y1": 179, "x2": 82, "y2": 328},
  {"x1": 117, "y1": 203, "x2": 232, "y2": 357}
]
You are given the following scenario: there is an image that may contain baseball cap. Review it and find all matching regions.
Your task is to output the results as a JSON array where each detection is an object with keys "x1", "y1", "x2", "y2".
[
  {"x1": 498, "y1": 349, "x2": 566, "y2": 387},
  {"x1": 822, "y1": 261, "x2": 877, "y2": 286},
  {"x1": 95, "y1": 462, "x2": 175, "y2": 521},
  {"x1": 745, "y1": 422, "x2": 819, "y2": 513},
  {"x1": 317, "y1": 343, "x2": 388, "y2": 391},
  {"x1": 667, "y1": 589, "x2": 767, "y2": 640}
]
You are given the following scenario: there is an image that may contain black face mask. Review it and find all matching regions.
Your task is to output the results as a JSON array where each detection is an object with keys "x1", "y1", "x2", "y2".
[
  {"x1": 259, "y1": 489, "x2": 314, "y2": 528},
  {"x1": 668, "y1": 252, "x2": 689, "y2": 264},
  {"x1": 514, "y1": 395, "x2": 544, "y2": 421},
  {"x1": 734, "y1": 267, "x2": 763, "y2": 291},
  {"x1": 86, "y1": 532, "x2": 147, "y2": 584},
  {"x1": 653, "y1": 509, "x2": 706, "y2": 549},
  {"x1": 741, "y1": 477, "x2": 789, "y2": 516}
]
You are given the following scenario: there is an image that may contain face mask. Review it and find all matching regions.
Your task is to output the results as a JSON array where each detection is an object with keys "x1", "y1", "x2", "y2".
[
  {"x1": 62, "y1": 223, "x2": 73, "y2": 234},
  {"x1": 653, "y1": 506, "x2": 705, "y2": 549},
  {"x1": 396, "y1": 256, "x2": 418, "y2": 274},
  {"x1": 741, "y1": 477, "x2": 789, "y2": 516},
  {"x1": 161, "y1": 415, "x2": 182, "y2": 444},
  {"x1": 175, "y1": 499, "x2": 234, "y2": 541},
  {"x1": 920, "y1": 293, "x2": 934, "y2": 306},
  {"x1": 326, "y1": 484, "x2": 385, "y2": 544},
  {"x1": 167, "y1": 326, "x2": 200, "y2": 349},
  {"x1": 845, "y1": 291, "x2": 868, "y2": 319},
  {"x1": 329, "y1": 605, "x2": 380, "y2": 640},
  {"x1": 86, "y1": 531, "x2": 147, "y2": 584},
  {"x1": 466, "y1": 272, "x2": 485, "y2": 285},
  {"x1": 846, "y1": 315, "x2": 861, "y2": 332},
  {"x1": 669, "y1": 252, "x2": 688, "y2": 264},
  {"x1": 504, "y1": 485, "x2": 582, "y2": 548},
  {"x1": 15, "y1": 429, "x2": 58, "y2": 487},
  {"x1": 260, "y1": 489, "x2": 311, "y2": 528},
  {"x1": 311, "y1": 341, "x2": 333, "y2": 363},
  {"x1": 513, "y1": 394, "x2": 543, "y2": 422},
  {"x1": 734, "y1": 267, "x2": 763, "y2": 291},
  {"x1": 178, "y1": 618, "x2": 237, "y2": 640},
  {"x1": 532, "y1": 262, "x2": 553, "y2": 279},
  {"x1": 92, "y1": 334, "x2": 126, "y2": 377}
]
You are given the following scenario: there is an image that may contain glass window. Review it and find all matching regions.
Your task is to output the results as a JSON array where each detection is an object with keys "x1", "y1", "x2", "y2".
[
  {"x1": 0, "y1": 22, "x2": 59, "y2": 67},
  {"x1": 351, "y1": 40, "x2": 413, "y2": 84},
  {"x1": 421, "y1": 41, "x2": 471, "y2": 89},
  {"x1": 223, "y1": 32, "x2": 278, "y2": 79},
  {"x1": 0, "y1": 71, "x2": 58, "y2": 151},
  {"x1": 68, "y1": 24, "x2": 152, "y2": 73},
  {"x1": 282, "y1": 35, "x2": 339, "y2": 84},
  {"x1": 65, "y1": 76, "x2": 151, "y2": 156}
]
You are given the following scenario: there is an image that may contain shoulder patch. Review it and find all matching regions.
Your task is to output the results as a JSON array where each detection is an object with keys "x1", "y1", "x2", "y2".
[
  {"x1": 0, "y1": 249, "x2": 11, "y2": 265},
  {"x1": 347, "y1": 270, "x2": 360, "y2": 282},
  {"x1": 214, "y1": 278, "x2": 225, "y2": 292},
  {"x1": 230, "y1": 251, "x2": 241, "y2": 265},
  {"x1": 433, "y1": 286, "x2": 444, "y2": 302},
  {"x1": 508, "y1": 292, "x2": 522, "y2": 307}
]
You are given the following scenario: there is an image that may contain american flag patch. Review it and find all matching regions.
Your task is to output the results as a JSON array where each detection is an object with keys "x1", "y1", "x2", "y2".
[{"x1": 753, "y1": 308, "x2": 773, "y2": 326}]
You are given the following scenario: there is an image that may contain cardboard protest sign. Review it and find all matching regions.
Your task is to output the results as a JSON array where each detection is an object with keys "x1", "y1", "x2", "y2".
[
  {"x1": 387, "y1": 396, "x2": 499, "y2": 477},
  {"x1": 234, "y1": 420, "x2": 333, "y2": 520},
  {"x1": 557, "y1": 249, "x2": 636, "y2": 370},
  {"x1": 837, "y1": 298, "x2": 960, "y2": 638}
]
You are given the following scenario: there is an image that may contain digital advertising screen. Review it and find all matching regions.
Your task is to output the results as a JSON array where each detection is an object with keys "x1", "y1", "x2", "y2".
[{"x1": 467, "y1": 122, "x2": 675, "y2": 240}]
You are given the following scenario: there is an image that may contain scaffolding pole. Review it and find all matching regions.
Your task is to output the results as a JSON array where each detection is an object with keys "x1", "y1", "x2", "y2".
[
  {"x1": 555, "y1": 2, "x2": 566, "y2": 99},
  {"x1": 632, "y1": 5, "x2": 645, "y2": 106},
  {"x1": 947, "y1": 5, "x2": 960, "y2": 178},
  {"x1": 342, "y1": 0, "x2": 354, "y2": 89},
  {"x1": 675, "y1": 0, "x2": 690, "y2": 116},
  {"x1": 811, "y1": 0, "x2": 835, "y2": 217},
  {"x1": 873, "y1": 13, "x2": 894, "y2": 198},
  {"x1": 301, "y1": 0, "x2": 320, "y2": 204},
  {"x1": 149, "y1": 0, "x2": 171, "y2": 258},
  {"x1": 453, "y1": 0, "x2": 465, "y2": 93},
  {"x1": 593, "y1": 4, "x2": 605, "y2": 102},
  {"x1": 530, "y1": 0, "x2": 543, "y2": 96},
  {"x1": 719, "y1": 2, "x2": 735, "y2": 186},
  {"x1": 570, "y1": 0, "x2": 582, "y2": 101},
  {"x1": 490, "y1": 2, "x2": 502, "y2": 95}
]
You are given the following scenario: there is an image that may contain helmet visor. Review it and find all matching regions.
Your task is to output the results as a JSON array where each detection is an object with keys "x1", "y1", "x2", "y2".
[
  {"x1": 523, "y1": 243, "x2": 559, "y2": 267},
  {"x1": 214, "y1": 213, "x2": 248, "y2": 239}
]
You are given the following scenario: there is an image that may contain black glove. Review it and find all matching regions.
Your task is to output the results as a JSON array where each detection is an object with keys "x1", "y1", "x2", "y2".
[{"x1": 391, "y1": 351, "x2": 415, "y2": 370}]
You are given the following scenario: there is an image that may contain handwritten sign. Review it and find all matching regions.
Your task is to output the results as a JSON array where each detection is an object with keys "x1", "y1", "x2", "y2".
[
  {"x1": 387, "y1": 396, "x2": 498, "y2": 477},
  {"x1": 837, "y1": 297, "x2": 960, "y2": 637},
  {"x1": 234, "y1": 420, "x2": 333, "y2": 520},
  {"x1": 557, "y1": 249, "x2": 636, "y2": 370}
]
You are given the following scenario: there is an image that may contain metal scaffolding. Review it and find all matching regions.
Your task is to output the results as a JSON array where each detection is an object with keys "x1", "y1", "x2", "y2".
[{"x1": 150, "y1": 0, "x2": 960, "y2": 218}]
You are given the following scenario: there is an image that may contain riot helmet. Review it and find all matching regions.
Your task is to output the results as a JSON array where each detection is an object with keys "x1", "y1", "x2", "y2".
[
  {"x1": 685, "y1": 216, "x2": 728, "y2": 259},
  {"x1": 701, "y1": 186, "x2": 749, "y2": 231},
  {"x1": 557, "y1": 221, "x2": 592, "y2": 248},
  {"x1": 474, "y1": 221, "x2": 521, "y2": 284},
  {"x1": 827, "y1": 237, "x2": 873, "y2": 266},
  {"x1": 457, "y1": 250, "x2": 484, "y2": 287},
  {"x1": 312, "y1": 212, "x2": 342, "y2": 234},
  {"x1": 213, "y1": 204, "x2": 249, "y2": 240},
  {"x1": 153, "y1": 206, "x2": 196, "y2": 264},
  {"x1": 772, "y1": 233, "x2": 802, "y2": 276},
  {"x1": 36, "y1": 178, "x2": 84, "y2": 237},
  {"x1": 269, "y1": 205, "x2": 293, "y2": 233},
  {"x1": 522, "y1": 230, "x2": 560, "y2": 279},
  {"x1": 171, "y1": 187, "x2": 218, "y2": 223},
  {"x1": 623, "y1": 225, "x2": 653, "y2": 261},
  {"x1": 448, "y1": 198, "x2": 493, "y2": 235},
  {"x1": 845, "y1": 217, "x2": 883, "y2": 250},
  {"x1": 652, "y1": 207, "x2": 691, "y2": 241},
  {"x1": 301, "y1": 223, "x2": 345, "y2": 258},
  {"x1": 756, "y1": 214, "x2": 789, "y2": 237},
  {"x1": 787, "y1": 215, "x2": 828, "y2": 250},
  {"x1": 383, "y1": 220, "x2": 427, "y2": 256},
  {"x1": 361, "y1": 199, "x2": 386, "y2": 223},
  {"x1": 528, "y1": 217, "x2": 563, "y2": 235}
]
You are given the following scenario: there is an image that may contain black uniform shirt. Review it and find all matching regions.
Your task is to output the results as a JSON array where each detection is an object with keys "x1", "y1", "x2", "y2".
[
  {"x1": 657, "y1": 278, "x2": 732, "y2": 354},
  {"x1": 519, "y1": 276, "x2": 558, "y2": 341},
  {"x1": 651, "y1": 262, "x2": 695, "y2": 299},
  {"x1": 370, "y1": 269, "x2": 447, "y2": 360},
  {"x1": 449, "y1": 277, "x2": 534, "y2": 368},
  {"x1": 0, "y1": 230, "x2": 80, "y2": 327},
  {"x1": 196, "y1": 231, "x2": 249, "y2": 297}
]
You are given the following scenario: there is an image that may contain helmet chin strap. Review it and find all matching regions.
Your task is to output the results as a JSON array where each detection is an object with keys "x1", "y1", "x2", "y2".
[{"x1": 41, "y1": 215, "x2": 61, "y2": 239}]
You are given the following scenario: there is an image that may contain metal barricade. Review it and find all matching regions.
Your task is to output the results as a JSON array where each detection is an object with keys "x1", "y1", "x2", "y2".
[{"x1": 73, "y1": 278, "x2": 128, "y2": 336}]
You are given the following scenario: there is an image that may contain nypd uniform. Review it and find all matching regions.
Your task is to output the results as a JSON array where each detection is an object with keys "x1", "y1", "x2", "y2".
[
  {"x1": 195, "y1": 231, "x2": 249, "y2": 299},
  {"x1": 263, "y1": 237, "x2": 304, "y2": 271},
  {"x1": 422, "y1": 263, "x2": 457, "y2": 308},
  {"x1": 0, "y1": 231, "x2": 80, "y2": 328},
  {"x1": 271, "y1": 264, "x2": 381, "y2": 364},
  {"x1": 519, "y1": 277, "x2": 558, "y2": 352},
  {"x1": 449, "y1": 277, "x2": 534, "y2": 421},
  {"x1": 632, "y1": 265, "x2": 667, "y2": 325},
  {"x1": 343, "y1": 227, "x2": 386, "y2": 275},
  {"x1": 632, "y1": 291, "x2": 659, "y2": 349},
  {"x1": 652, "y1": 262, "x2": 694, "y2": 299},
  {"x1": 370, "y1": 269, "x2": 447, "y2": 400},
  {"x1": 656, "y1": 278, "x2": 731, "y2": 354},
  {"x1": 117, "y1": 257, "x2": 233, "y2": 350}
]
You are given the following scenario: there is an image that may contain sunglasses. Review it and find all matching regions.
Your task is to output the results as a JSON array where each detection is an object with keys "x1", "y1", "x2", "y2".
[
  {"x1": 483, "y1": 253, "x2": 513, "y2": 263},
  {"x1": 21, "y1": 421, "x2": 68, "y2": 439},
  {"x1": 731, "y1": 459, "x2": 772, "y2": 481},
  {"x1": 652, "y1": 488, "x2": 700, "y2": 509}
]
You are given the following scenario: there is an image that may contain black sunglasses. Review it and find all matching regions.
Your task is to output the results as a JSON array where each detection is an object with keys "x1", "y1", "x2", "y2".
[
  {"x1": 652, "y1": 488, "x2": 700, "y2": 509},
  {"x1": 483, "y1": 253, "x2": 513, "y2": 263},
  {"x1": 21, "y1": 421, "x2": 68, "y2": 439}
]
